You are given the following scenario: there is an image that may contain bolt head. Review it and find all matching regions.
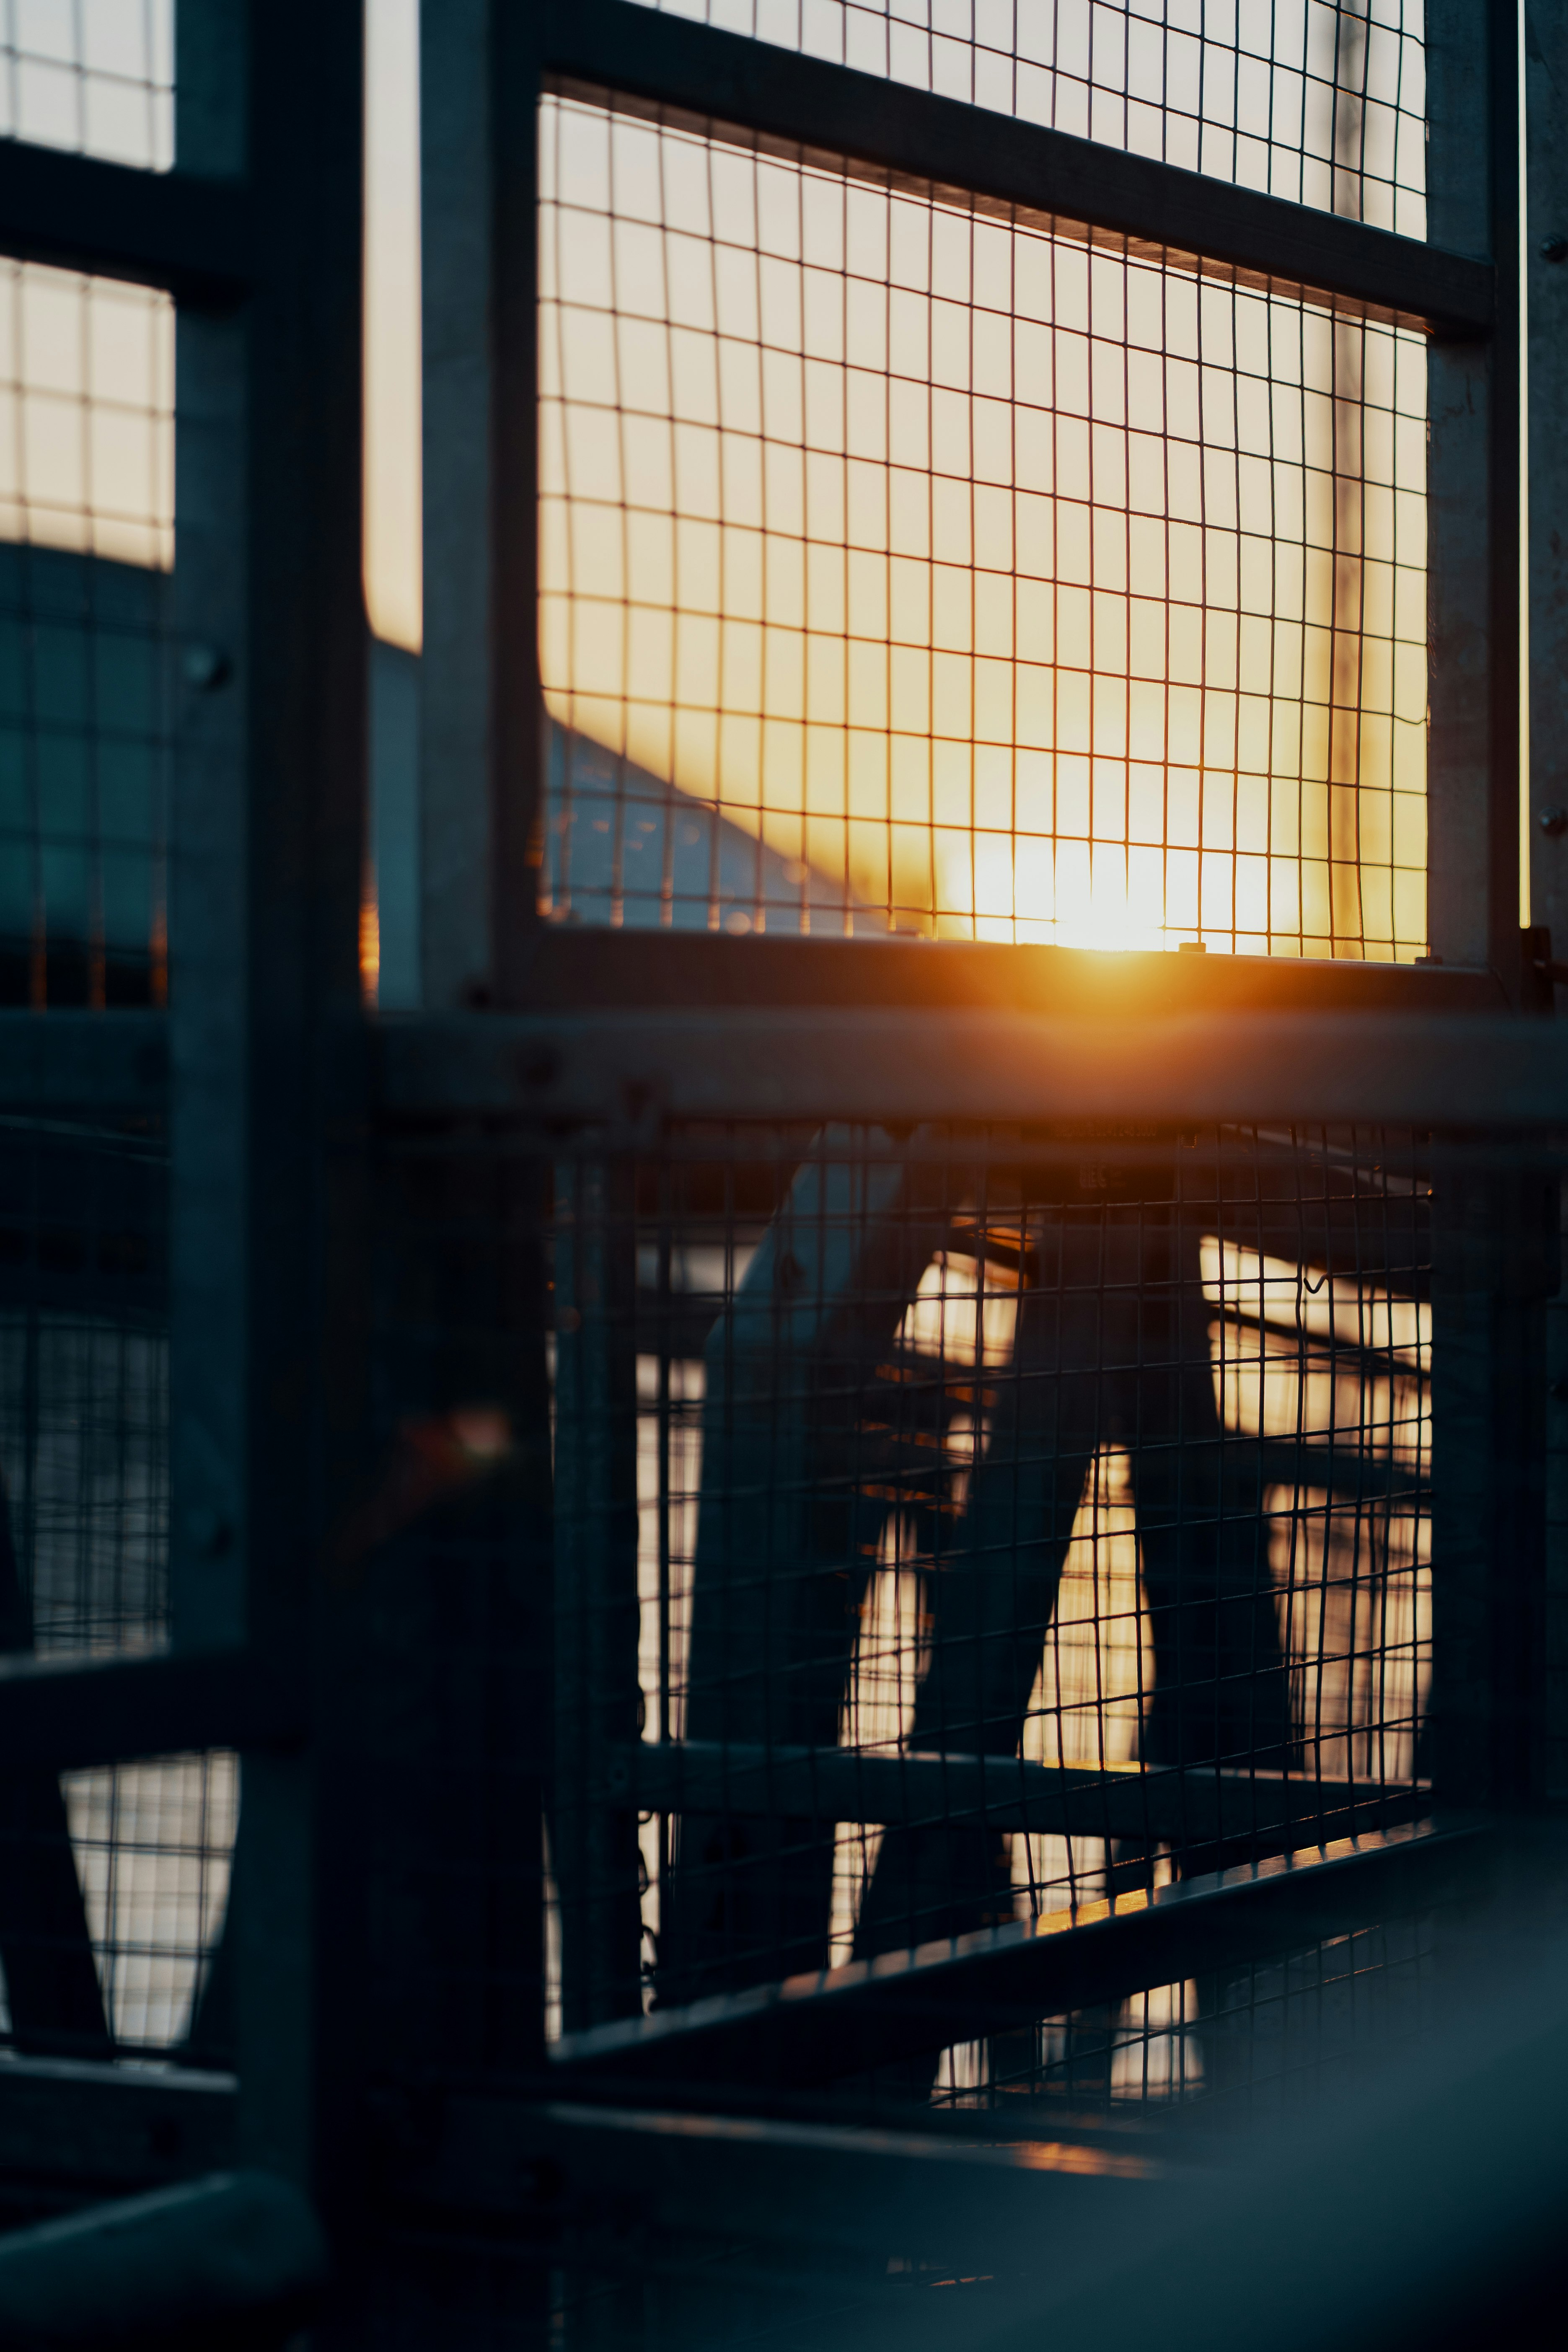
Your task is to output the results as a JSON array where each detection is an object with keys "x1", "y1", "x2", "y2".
[
  {"x1": 181, "y1": 642, "x2": 230, "y2": 691},
  {"x1": 1544, "y1": 234, "x2": 1568, "y2": 264},
  {"x1": 1540, "y1": 807, "x2": 1568, "y2": 838}
]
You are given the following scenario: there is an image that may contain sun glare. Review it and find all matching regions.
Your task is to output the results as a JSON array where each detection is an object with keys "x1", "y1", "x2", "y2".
[{"x1": 538, "y1": 93, "x2": 1428, "y2": 957}]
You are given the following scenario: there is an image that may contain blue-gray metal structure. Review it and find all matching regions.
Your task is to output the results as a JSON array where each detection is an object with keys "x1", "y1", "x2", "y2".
[{"x1": 0, "y1": 2, "x2": 1560, "y2": 2346}]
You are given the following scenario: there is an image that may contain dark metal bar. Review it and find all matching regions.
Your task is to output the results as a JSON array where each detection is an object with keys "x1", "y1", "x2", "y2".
[
  {"x1": 1426, "y1": 3, "x2": 1498, "y2": 975},
  {"x1": 0, "y1": 140, "x2": 250, "y2": 302},
  {"x1": 552, "y1": 1159, "x2": 644, "y2": 2028},
  {"x1": 505, "y1": 931, "x2": 1509, "y2": 1017},
  {"x1": 376, "y1": 1007, "x2": 1568, "y2": 1131},
  {"x1": 1527, "y1": 6, "x2": 1568, "y2": 974},
  {"x1": 0, "y1": 1648, "x2": 302, "y2": 1774},
  {"x1": 1430, "y1": 1163, "x2": 1557, "y2": 1808},
  {"x1": 179, "y1": 0, "x2": 375, "y2": 2253},
  {"x1": 419, "y1": 0, "x2": 494, "y2": 1008},
  {"x1": 1483, "y1": 0, "x2": 1526, "y2": 988},
  {"x1": 613, "y1": 1741, "x2": 1428, "y2": 1851},
  {"x1": 533, "y1": 0, "x2": 1493, "y2": 336},
  {"x1": 0, "y1": 2170, "x2": 326, "y2": 2346},
  {"x1": 169, "y1": 4, "x2": 252, "y2": 1657},
  {"x1": 492, "y1": 3, "x2": 549, "y2": 1010},
  {"x1": 400, "y1": 2095, "x2": 1166, "y2": 2269},
  {"x1": 0, "y1": 2060, "x2": 236, "y2": 2209},
  {"x1": 549, "y1": 1821, "x2": 1486, "y2": 2089},
  {"x1": 1533, "y1": 0, "x2": 1568, "y2": 1806},
  {"x1": 0, "y1": 1012, "x2": 167, "y2": 1109}
]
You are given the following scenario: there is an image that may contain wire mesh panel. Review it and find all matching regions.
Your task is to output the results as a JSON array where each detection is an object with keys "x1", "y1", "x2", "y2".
[
  {"x1": 0, "y1": 261, "x2": 174, "y2": 1008},
  {"x1": 0, "y1": 0, "x2": 174, "y2": 172},
  {"x1": 0, "y1": 1106, "x2": 234, "y2": 2058},
  {"x1": 927, "y1": 1906, "x2": 1439, "y2": 2119},
  {"x1": 352, "y1": 1126, "x2": 554, "y2": 2080},
  {"x1": 0, "y1": 189, "x2": 224, "y2": 2057},
  {"x1": 541, "y1": 1115, "x2": 1433, "y2": 2037},
  {"x1": 618, "y1": 1, "x2": 1426, "y2": 228},
  {"x1": 538, "y1": 90, "x2": 1428, "y2": 955}
]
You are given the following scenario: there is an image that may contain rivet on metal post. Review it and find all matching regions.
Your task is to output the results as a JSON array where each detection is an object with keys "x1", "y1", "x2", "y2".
[
  {"x1": 181, "y1": 642, "x2": 231, "y2": 691},
  {"x1": 1541, "y1": 233, "x2": 1568, "y2": 263},
  {"x1": 1537, "y1": 807, "x2": 1568, "y2": 837}
]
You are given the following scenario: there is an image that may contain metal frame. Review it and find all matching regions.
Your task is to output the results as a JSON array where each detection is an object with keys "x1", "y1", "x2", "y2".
[
  {"x1": 0, "y1": 0, "x2": 1555, "y2": 2322},
  {"x1": 454, "y1": 0, "x2": 1540, "y2": 2079},
  {"x1": 547, "y1": 1819, "x2": 1485, "y2": 2091}
]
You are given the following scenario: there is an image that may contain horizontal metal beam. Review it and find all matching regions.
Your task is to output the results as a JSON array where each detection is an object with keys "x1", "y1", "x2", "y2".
[
  {"x1": 376, "y1": 1009, "x2": 1568, "y2": 1134},
  {"x1": 0, "y1": 955, "x2": 1505, "y2": 1116},
  {"x1": 609, "y1": 1741, "x2": 1429, "y2": 1853},
  {"x1": 538, "y1": 0, "x2": 1493, "y2": 335},
  {"x1": 549, "y1": 1820, "x2": 1487, "y2": 2088},
  {"x1": 0, "y1": 2061, "x2": 235, "y2": 2217},
  {"x1": 0, "y1": 143, "x2": 250, "y2": 302},
  {"x1": 0, "y1": 1648, "x2": 303, "y2": 1772},
  {"x1": 511, "y1": 931, "x2": 1508, "y2": 1019},
  {"x1": 400, "y1": 2094, "x2": 1169, "y2": 2270},
  {"x1": 0, "y1": 2171, "x2": 327, "y2": 2346},
  {"x1": 0, "y1": 1013, "x2": 168, "y2": 1111}
]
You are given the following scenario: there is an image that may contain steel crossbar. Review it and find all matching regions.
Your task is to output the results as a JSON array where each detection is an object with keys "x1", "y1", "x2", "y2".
[
  {"x1": 551, "y1": 1820, "x2": 1485, "y2": 2089},
  {"x1": 533, "y1": 0, "x2": 1491, "y2": 335},
  {"x1": 607, "y1": 1741, "x2": 1430, "y2": 1852}
]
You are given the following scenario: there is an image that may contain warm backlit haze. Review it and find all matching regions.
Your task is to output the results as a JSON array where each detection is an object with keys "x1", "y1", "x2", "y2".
[
  {"x1": 0, "y1": 0, "x2": 1429, "y2": 963},
  {"x1": 538, "y1": 93, "x2": 1427, "y2": 953}
]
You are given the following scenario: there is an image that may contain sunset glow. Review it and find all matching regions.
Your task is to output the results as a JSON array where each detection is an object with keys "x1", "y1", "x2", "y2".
[{"x1": 538, "y1": 92, "x2": 1428, "y2": 957}]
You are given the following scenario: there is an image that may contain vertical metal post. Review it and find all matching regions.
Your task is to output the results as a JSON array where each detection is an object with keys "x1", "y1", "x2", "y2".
[
  {"x1": 553, "y1": 1156, "x2": 644, "y2": 2029},
  {"x1": 176, "y1": 0, "x2": 375, "y2": 2280},
  {"x1": 420, "y1": 0, "x2": 494, "y2": 1009},
  {"x1": 1524, "y1": 0, "x2": 1568, "y2": 1801},
  {"x1": 489, "y1": 4, "x2": 547, "y2": 1006},
  {"x1": 1427, "y1": 1, "x2": 1547, "y2": 1814},
  {"x1": 1328, "y1": 0, "x2": 1369, "y2": 956},
  {"x1": 1425, "y1": 0, "x2": 1516, "y2": 980},
  {"x1": 492, "y1": 3, "x2": 569, "y2": 2058},
  {"x1": 170, "y1": 0, "x2": 250, "y2": 1655},
  {"x1": 420, "y1": 0, "x2": 551, "y2": 1012}
]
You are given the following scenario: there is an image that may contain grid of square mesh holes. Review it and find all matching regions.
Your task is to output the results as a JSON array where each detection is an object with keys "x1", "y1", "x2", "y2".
[
  {"x1": 542, "y1": 1118, "x2": 1431, "y2": 2036},
  {"x1": 0, "y1": 0, "x2": 225, "y2": 2049},
  {"x1": 620, "y1": 0, "x2": 1426, "y2": 233},
  {"x1": 0, "y1": 0, "x2": 173, "y2": 173},
  {"x1": 538, "y1": 91, "x2": 1428, "y2": 957},
  {"x1": 0, "y1": 1117, "x2": 235, "y2": 2055},
  {"x1": 0, "y1": 257, "x2": 173, "y2": 1006},
  {"x1": 0, "y1": 1125, "x2": 236, "y2": 2054}
]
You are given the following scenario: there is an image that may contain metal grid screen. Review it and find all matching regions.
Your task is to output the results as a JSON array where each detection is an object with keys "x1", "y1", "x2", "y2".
[
  {"x1": 0, "y1": 262, "x2": 173, "y2": 1010},
  {"x1": 0, "y1": 202, "x2": 230, "y2": 2058},
  {"x1": 546, "y1": 1116, "x2": 1431, "y2": 2038},
  {"x1": 538, "y1": 91, "x2": 1428, "y2": 956},
  {"x1": 0, "y1": 1105, "x2": 235, "y2": 2058},
  {"x1": 0, "y1": 0, "x2": 174, "y2": 173},
  {"x1": 618, "y1": 0, "x2": 1426, "y2": 231}
]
